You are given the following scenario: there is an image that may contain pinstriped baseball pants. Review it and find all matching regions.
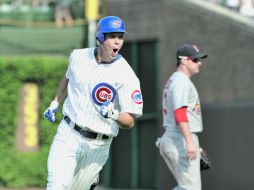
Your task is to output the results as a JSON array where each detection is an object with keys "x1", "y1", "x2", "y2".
[
  {"x1": 46, "y1": 119, "x2": 112, "y2": 190},
  {"x1": 159, "y1": 132, "x2": 201, "y2": 190}
]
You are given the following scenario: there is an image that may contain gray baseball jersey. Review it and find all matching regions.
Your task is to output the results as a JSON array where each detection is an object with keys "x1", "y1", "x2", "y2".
[
  {"x1": 162, "y1": 71, "x2": 203, "y2": 133},
  {"x1": 158, "y1": 71, "x2": 202, "y2": 190}
]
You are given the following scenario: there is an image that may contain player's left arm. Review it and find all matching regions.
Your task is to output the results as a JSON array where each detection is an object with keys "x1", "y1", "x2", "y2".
[
  {"x1": 99, "y1": 66, "x2": 143, "y2": 127},
  {"x1": 99, "y1": 100, "x2": 135, "y2": 128},
  {"x1": 99, "y1": 86, "x2": 142, "y2": 129},
  {"x1": 116, "y1": 82, "x2": 142, "y2": 129},
  {"x1": 172, "y1": 82, "x2": 197, "y2": 159},
  {"x1": 116, "y1": 112, "x2": 135, "y2": 129}
]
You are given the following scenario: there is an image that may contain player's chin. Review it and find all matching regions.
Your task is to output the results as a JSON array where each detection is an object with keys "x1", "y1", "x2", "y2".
[
  {"x1": 192, "y1": 70, "x2": 199, "y2": 75},
  {"x1": 110, "y1": 54, "x2": 117, "y2": 60}
]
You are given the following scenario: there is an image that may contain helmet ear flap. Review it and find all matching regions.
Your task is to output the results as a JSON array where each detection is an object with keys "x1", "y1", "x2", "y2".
[{"x1": 96, "y1": 32, "x2": 104, "y2": 44}]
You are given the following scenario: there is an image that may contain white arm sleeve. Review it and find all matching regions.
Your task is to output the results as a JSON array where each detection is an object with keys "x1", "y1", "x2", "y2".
[{"x1": 117, "y1": 77, "x2": 143, "y2": 118}]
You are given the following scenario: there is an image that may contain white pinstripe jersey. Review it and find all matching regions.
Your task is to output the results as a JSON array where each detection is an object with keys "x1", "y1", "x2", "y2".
[
  {"x1": 162, "y1": 72, "x2": 203, "y2": 133},
  {"x1": 62, "y1": 48, "x2": 143, "y2": 136}
]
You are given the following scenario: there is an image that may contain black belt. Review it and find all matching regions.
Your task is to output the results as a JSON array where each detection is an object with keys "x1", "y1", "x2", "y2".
[{"x1": 63, "y1": 116, "x2": 109, "y2": 140}]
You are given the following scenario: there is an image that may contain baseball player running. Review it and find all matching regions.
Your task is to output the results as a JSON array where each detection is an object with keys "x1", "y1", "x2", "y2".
[
  {"x1": 156, "y1": 43, "x2": 208, "y2": 190},
  {"x1": 44, "y1": 16, "x2": 143, "y2": 190}
]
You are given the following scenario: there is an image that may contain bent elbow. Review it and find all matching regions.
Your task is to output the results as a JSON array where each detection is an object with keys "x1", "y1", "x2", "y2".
[
  {"x1": 120, "y1": 121, "x2": 134, "y2": 129},
  {"x1": 129, "y1": 122, "x2": 135, "y2": 128},
  {"x1": 117, "y1": 112, "x2": 135, "y2": 129}
]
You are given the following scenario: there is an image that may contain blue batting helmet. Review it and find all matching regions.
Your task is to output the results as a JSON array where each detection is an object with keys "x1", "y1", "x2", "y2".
[{"x1": 96, "y1": 16, "x2": 127, "y2": 43}]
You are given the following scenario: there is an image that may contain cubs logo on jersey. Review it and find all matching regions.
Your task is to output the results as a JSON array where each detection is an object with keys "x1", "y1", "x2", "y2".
[
  {"x1": 92, "y1": 83, "x2": 117, "y2": 105},
  {"x1": 131, "y1": 90, "x2": 142, "y2": 104}
]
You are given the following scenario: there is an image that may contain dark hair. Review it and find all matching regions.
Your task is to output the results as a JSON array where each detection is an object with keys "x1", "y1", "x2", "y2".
[{"x1": 176, "y1": 58, "x2": 181, "y2": 67}]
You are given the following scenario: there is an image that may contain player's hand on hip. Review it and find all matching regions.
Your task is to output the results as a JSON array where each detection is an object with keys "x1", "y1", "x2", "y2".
[
  {"x1": 44, "y1": 100, "x2": 59, "y2": 123},
  {"x1": 186, "y1": 142, "x2": 197, "y2": 160},
  {"x1": 99, "y1": 100, "x2": 119, "y2": 120}
]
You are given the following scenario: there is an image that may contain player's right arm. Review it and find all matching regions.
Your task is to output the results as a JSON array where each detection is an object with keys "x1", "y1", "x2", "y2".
[
  {"x1": 44, "y1": 75, "x2": 69, "y2": 122},
  {"x1": 53, "y1": 75, "x2": 69, "y2": 104}
]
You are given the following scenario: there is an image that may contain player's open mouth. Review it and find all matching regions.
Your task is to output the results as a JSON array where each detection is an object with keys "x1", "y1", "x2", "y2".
[{"x1": 111, "y1": 49, "x2": 118, "y2": 58}]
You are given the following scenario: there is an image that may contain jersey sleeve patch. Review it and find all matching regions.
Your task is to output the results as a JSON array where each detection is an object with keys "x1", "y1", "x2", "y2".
[{"x1": 131, "y1": 90, "x2": 143, "y2": 104}]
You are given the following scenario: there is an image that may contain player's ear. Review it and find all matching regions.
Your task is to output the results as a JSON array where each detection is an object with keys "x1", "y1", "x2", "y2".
[
  {"x1": 96, "y1": 38, "x2": 100, "y2": 46},
  {"x1": 179, "y1": 58, "x2": 185, "y2": 65},
  {"x1": 182, "y1": 58, "x2": 189, "y2": 65}
]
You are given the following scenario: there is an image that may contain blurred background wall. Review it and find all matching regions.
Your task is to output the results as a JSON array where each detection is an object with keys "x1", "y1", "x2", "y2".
[
  {"x1": 105, "y1": 0, "x2": 254, "y2": 189},
  {"x1": 1, "y1": 0, "x2": 254, "y2": 189}
]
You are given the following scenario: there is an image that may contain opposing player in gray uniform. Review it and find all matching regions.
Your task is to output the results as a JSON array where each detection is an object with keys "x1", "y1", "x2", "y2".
[
  {"x1": 44, "y1": 16, "x2": 143, "y2": 190},
  {"x1": 156, "y1": 43, "x2": 208, "y2": 190}
]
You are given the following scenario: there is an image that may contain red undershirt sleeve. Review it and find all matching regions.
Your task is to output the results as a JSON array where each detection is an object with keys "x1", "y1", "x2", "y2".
[{"x1": 174, "y1": 106, "x2": 188, "y2": 124}]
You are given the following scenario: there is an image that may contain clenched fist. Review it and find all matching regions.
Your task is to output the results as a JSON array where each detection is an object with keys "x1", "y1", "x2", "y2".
[{"x1": 99, "y1": 100, "x2": 119, "y2": 120}]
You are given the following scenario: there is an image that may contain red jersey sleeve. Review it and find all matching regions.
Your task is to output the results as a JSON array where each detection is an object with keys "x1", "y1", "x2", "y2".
[{"x1": 174, "y1": 106, "x2": 188, "y2": 124}]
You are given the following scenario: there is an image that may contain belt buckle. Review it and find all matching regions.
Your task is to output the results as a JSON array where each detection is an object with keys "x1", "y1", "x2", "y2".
[
  {"x1": 78, "y1": 127, "x2": 83, "y2": 134},
  {"x1": 80, "y1": 128, "x2": 98, "y2": 139},
  {"x1": 96, "y1": 133, "x2": 103, "y2": 140},
  {"x1": 79, "y1": 128, "x2": 86, "y2": 136}
]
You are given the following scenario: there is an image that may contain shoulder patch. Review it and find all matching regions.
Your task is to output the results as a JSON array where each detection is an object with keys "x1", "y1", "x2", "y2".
[{"x1": 131, "y1": 90, "x2": 142, "y2": 104}]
